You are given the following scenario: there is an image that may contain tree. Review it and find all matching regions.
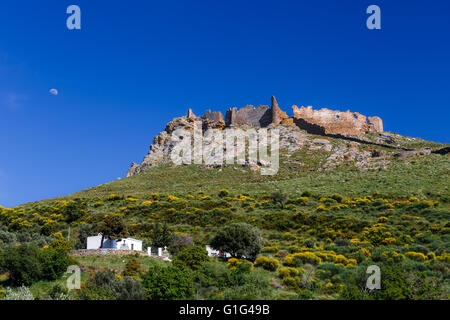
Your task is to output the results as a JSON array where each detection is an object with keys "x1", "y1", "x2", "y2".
[
  {"x1": 150, "y1": 222, "x2": 171, "y2": 248},
  {"x1": 95, "y1": 215, "x2": 128, "y2": 248},
  {"x1": 0, "y1": 242, "x2": 72, "y2": 286},
  {"x1": 141, "y1": 265, "x2": 193, "y2": 300},
  {"x1": 211, "y1": 223, "x2": 263, "y2": 260},
  {"x1": 0, "y1": 244, "x2": 42, "y2": 286},
  {"x1": 174, "y1": 245, "x2": 209, "y2": 270},
  {"x1": 39, "y1": 248, "x2": 70, "y2": 281},
  {"x1": 169, "y1": 234, "x2": 193, "y2": 257},
  {"x1": 62, "y1": 199, "x2": 87, "y2": 223},
  {"x1": 75, "y1": 223, "x2": 94, "y2": 250}
]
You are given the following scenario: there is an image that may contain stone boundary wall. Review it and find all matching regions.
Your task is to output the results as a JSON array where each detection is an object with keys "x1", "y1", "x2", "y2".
[
  {"x1": 70, "y1": 249, "x2": 171, "y2": 259},
  {"x1": 70, "y1": 249, "x2": 148, "y2": 257}
]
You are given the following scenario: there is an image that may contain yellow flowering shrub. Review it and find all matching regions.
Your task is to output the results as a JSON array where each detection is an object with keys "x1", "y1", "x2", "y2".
[
  {"x1": 106, "y1": 194, "x2": 122, "y2": 201},
  {"x1": 254, "y1": 256, "x2": 280, "y2": 271},
  {"x1": 381, "y1": 251, "x2": 405, "y2": 263},
  {"x1": 360, "y1": 248, "x2": 371, "y2": 257},
  {"x1": 281, "y1": 276, "x2": 299, "y2": 289},
  {"x1": 284, "y1": 252, "x2": 322, "y2": 266},
  {"x1": 382, "y1": 237, "x2": 397, "y2": 245},
  {"x1": 93, "y1": 201, "x2": 104, "y2": 207},
  {"x1": 227, "y1": 258, "x2": 254, "y2": 272},
  {"x1": 346, "y1": 259, "x2": 357, "y2": 267},
  {"x1": 167, "y1": 195, "x2": 182, "y2": 201},
  {"x1": 436, "y1": 253, "x2": 450, "y2": 263},
  {"x1": 218, "y1": 189, "x2": 230, "y2": 197},
  {"x1": 406, "y1": 251, "x2": 427, "y2": 262},
  {"x1": 378, "y1": 216, "x2": 389, "y2": 223},
  {"x1": 278, "y1": 267, "x2": 304, "y2": 278},
  {"x1": 233, "y1": 195, "x2": 255, "y2": 201},
  {"x1": 427, "y1": 252, "x2": 436, "y2": 261},
  {"x1": 125, "y1": 197, "x2": 139, "y2": 202}
]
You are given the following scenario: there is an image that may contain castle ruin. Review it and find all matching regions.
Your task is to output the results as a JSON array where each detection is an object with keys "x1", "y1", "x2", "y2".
[{"x1": 188, "y1": 96, "x2": 383, "y2": 135}]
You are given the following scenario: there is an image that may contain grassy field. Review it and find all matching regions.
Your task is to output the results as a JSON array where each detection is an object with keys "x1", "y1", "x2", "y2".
[{"x1": 61, "y1": 153, "x2": 449, "y2": 201}]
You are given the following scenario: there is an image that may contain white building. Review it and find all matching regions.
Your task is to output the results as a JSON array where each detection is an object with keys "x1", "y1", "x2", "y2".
[
  {"x1": 87, "y1": 234, "x2": 142, "y2": 251},
  {"x1": 205, "y1": 245, "x2": 231, "y2": 258}
]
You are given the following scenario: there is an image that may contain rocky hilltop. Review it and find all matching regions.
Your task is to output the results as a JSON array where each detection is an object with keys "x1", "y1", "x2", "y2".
[{"x1": 126, "y1": 97, "x2": 447, "y2": 177}]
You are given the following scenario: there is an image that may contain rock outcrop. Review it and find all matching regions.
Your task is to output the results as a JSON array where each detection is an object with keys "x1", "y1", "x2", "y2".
[{"x1": 126, "y1": 96, "x2": 388, "y2": 177}]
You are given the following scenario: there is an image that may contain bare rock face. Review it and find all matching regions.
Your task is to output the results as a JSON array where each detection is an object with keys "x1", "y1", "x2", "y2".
[
  {"x1": 394, "y1": 148, "x2": 432, "y2": 159},
  {"x1": 292, "y1": 106, "x2": 383, "y2": 135}
]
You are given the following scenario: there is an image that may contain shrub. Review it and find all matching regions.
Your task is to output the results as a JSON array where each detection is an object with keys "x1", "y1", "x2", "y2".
[
  {"x1": 278, "y1": 267, "x2": 303, "y2": 278},
  {"x1": 218, "y1": 189, "x2": 230, "y2": 198},
  {"x1": 211, "y1": 223, "x2": 263, "y2": 259},
  {"x1": 142, "y1": 265, "x2": 193, "y2": 300},
  {"x1": 48, "y1": 284, "x2": 69, "y2": 300},
  {"x1": 48, "y1": 239, "x2": 72, "y2": 254},
  {"x1": 41, "y1": 221, "x2": 57, "y2": 236},
  {"x1": 227, "y1": 258, "x2": 254, "y2": 273},
  {"x1": 381, "y1": 251, "x2": 405, "y2": 263},
  {"x1": 282, "y1": 276, "x2": 299, "y2": 289},
  {"x1": 122, "y1": 256, "x2": 143, "y2": 277},
  {"x1": 334, "y1": 238, "x2": 350, "y2": 246},
  {"x1": 39, "y1": 247, "x2": 71, "y2": 281},
  {"x1": 340, "y1": 263, "x2": 445, "y2": 300},
  {"x1": 331, "y1": 193, "x2": 343, "y2": 203},
  {"x1": 105, "y1": 194, "x2": 122, "y2": 201},
  {"x1": 4, "y1": 286, "x2": 34, "y2": 300},
  {"x1": 270, "y1": 191, "x2": 289, "y2": 208},
  {"x1": 284, "y1": 252, "x2": 322, "y2": 266},
  {"x1": 406, "y1": 252, "x2": 427, "y2": 262},
  {"x1": 174, "y1": 245, "x2": 209, "y2": 270},
  {"x1": 0, "y1": 244, "x2": 42, "y2": 286},
  {"x1": 276, "y1": 250, "x2": 288, "y2": 258},
  {"x1": 77, "y1": 270, "x2": 146, "y2": 300},
  {"x1": 61, "y1": 199, "x2": 87, "y2": 223},
  {"x1": 301, "y1": 191, "x2": 313, "y2": 197},
  {"x1": 254, "y1": 256, "x2": 280, "y2": 271}
]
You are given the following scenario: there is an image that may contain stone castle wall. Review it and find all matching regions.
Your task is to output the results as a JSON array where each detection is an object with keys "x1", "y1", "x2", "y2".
[{"x1": 292, "y1": 106, "x2": 379, "y2": 135}]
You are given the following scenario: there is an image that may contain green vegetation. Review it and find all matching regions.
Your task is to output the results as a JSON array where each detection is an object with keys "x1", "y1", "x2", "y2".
[
  {"x1": 0, "y1": 144, "x2": 448, "y2": 300},
  {"x1": 211, "y1": 223, "x2": 264, "y2": 259},
  {"x1": 173, "y1": 246, "x2": 209, "y2": 270}
]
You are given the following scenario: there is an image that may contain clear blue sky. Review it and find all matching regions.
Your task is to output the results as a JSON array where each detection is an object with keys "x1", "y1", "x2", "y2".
[{"x1": 0, "y1": 0, "x2": 449, "y2": 207}]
